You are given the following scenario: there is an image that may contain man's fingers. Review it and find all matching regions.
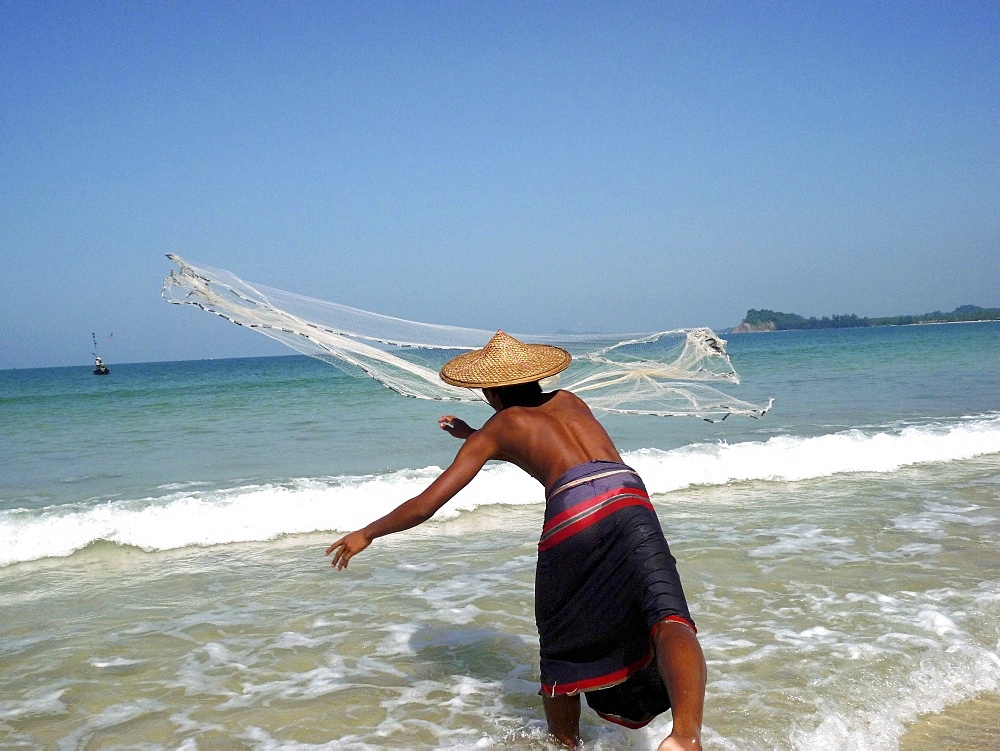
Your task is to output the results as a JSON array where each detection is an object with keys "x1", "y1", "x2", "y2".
[
  {"x1": 326, "y1": 533, "x2": 366, "y2": 569},
  {"x1": 327, "y1": 539, "x2": 354, "y2": 569}
]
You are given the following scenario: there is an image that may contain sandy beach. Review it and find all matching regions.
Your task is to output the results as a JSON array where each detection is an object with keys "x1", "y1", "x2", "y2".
[{"x1": 901, "y1": 692, "x2": 1000, "y2": 749}]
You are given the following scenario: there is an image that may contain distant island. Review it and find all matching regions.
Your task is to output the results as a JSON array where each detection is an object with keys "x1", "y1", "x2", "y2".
[{"x1": 731, "y1": 305, "x2": 1000, "y2": 333}]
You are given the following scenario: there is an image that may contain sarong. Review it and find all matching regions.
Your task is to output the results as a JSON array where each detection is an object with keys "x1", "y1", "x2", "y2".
[{"x1": 535, "y1": 460, "x2": 695, "y2": 728}]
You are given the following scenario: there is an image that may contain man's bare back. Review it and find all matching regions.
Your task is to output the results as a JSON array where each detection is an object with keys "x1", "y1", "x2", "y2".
[{"x1": 462, "y1": 389, "x2": 624, "y2": 488}]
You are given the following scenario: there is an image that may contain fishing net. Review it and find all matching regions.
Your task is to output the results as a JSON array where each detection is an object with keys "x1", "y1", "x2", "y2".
[{"x1": 162, "y1": 255, "x2": 772, "y2": 420}]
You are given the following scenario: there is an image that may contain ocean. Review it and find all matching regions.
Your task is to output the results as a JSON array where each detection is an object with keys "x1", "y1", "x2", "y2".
[{"x1": 2, "y1": 322, "x2": 999, "y2": 750}]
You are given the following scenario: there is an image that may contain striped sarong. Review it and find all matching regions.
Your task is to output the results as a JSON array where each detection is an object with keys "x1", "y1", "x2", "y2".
[{"x1": 535, "y1": 460, "x2": 695, "y2": 728}]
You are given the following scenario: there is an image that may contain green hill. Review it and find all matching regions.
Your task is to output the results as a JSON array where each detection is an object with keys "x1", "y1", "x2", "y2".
[{"x1": 732, "y1": 305, "x2": 1000, "y2": 332}]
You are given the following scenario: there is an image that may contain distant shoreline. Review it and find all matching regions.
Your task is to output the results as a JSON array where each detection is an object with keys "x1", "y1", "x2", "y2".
[
  {"x1": 731, "y1": 306, "x2": 1000, "y2": 333},
  {"x1": 732, "y1": 318, "x2": 1000, "y2": 333}
]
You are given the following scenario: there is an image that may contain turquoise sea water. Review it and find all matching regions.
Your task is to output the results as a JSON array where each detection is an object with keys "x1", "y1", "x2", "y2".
[{"x1": 2, "y1": 323, "x2": 999, "y2": 749}]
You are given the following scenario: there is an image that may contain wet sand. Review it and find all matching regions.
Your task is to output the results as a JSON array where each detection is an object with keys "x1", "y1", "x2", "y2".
[{"x1": 901, "y1": 693, "x2": 1000, "y2": 750}]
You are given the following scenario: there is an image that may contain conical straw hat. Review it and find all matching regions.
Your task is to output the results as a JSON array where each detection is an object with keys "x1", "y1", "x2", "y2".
[{"x1": 439, "y1": 331, "x2": 572, "y2": 388}]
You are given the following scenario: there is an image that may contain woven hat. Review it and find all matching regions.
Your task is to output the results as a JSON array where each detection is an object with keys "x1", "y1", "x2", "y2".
[{"x1": 439, "y1": 331, "x2": 571, "y2": 388}]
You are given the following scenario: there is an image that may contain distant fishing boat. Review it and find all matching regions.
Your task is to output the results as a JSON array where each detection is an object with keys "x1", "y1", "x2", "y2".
[{"x1": 92, "y1": 332, "x2": 111, "y2": 375}]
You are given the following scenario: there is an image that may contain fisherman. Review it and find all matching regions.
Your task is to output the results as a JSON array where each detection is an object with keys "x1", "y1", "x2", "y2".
[{"x1": 326, "y1": 331, "x2": 706, "y2": 750}]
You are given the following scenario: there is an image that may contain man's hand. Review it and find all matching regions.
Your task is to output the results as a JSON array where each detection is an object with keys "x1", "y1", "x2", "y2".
[
  {"x1": 325, "y1": 530, "x2": 371, "y2": 570},
  {"x1": 439, "y1": 415, "x2": 476, "y2": 440}
]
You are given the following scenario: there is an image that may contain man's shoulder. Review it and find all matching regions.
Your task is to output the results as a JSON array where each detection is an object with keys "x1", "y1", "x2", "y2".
[
  {"x1": 548, "y1": 389, "x2": 593, "y2": 414},
  {"x1": 490, "y1": 391, "x2": 587, "y2": 424},
  {"x1": 479, "y1": 403, "x2": 546, "y2": 432},
  {"x1": 551, "y1": 389, "x2": 585, "y2": 405}
]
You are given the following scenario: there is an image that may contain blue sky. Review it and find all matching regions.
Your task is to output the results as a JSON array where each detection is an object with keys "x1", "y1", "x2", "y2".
[{"x1": 2, "y1": 1, "x2": 998, "y2": 368}]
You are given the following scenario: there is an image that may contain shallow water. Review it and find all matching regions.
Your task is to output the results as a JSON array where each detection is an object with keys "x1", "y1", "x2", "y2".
[{"x1": 2, "y1": 323, "x2": 999, "y2": 749}]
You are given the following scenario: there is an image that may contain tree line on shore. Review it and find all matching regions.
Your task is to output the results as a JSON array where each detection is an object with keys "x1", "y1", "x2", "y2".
[{"x1": 736, "y1": 305, "x2": 1000, "y2": 332}]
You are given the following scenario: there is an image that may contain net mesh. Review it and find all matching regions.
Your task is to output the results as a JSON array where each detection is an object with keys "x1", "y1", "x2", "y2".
[{"x1": 162, "y1": 255, "x2": 772, "y2": 419}]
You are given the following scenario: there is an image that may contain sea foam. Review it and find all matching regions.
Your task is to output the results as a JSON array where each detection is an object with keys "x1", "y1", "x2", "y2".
[{"x1": 2, "y1": 414, "x2": 999, "y2": 566}]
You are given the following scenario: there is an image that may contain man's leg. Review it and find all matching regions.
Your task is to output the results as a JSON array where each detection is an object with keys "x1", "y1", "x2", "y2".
[
  {"x1": 653, "y1": 619, "x2": 706, "y2": 751},
  {"x1": 542, "y1": 692, "x2": 581, "y2": 748}
]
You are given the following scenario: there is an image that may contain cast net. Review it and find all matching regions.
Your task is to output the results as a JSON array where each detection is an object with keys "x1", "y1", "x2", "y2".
[{"x1": 162, "y1": 255, "x2": 772, "y2": 419}]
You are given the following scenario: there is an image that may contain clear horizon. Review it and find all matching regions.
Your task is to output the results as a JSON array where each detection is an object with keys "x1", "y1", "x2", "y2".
[
  {"x1": 3, "y1": 2, "x2": 998, "y2": 368},
  {"x1": 7, "y1": 312, "x2": 998, "y2": 372}
]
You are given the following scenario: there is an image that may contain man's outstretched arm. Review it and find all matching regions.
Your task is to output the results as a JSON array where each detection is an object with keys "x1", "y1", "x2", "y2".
[{"x1": 326, "y1": 429, "x2": 497, "y2": 569}]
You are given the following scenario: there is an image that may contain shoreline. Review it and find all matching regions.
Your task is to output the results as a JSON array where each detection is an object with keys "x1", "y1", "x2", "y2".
[
  {"x1": 729, "y1": 318, "x2": 1000, "y2": 334},
  {"x1": 901, "y1": 692, "x2": 1000, "y2": 750}
]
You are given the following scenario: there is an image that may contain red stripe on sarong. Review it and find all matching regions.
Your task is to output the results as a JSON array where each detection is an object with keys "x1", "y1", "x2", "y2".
[
  {"x1": 538, "y1": 491, "x2": 653, "y2": 552},
  {"x1": 592, "y1": 710, "x2": 653, "y2": 729},
  {"x1": 540, "y1": 651, "x2": 653, "y2": 697},
  {"x1": 545, "y1": 484, "x2": 648, "y2": 529},
  {"x1": 657, "y1": 614, "x2": 698, "y2": 634}
]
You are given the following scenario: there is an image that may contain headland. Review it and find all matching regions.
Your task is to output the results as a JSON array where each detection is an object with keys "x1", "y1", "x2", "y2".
[{"x1": 731, "y1": 305, "x2": 1000, "y2": 333}]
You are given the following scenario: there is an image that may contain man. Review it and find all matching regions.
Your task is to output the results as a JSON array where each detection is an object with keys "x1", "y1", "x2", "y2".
[{"x1": 327, "y1": 331, "x2": 706, "y2": 750}]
